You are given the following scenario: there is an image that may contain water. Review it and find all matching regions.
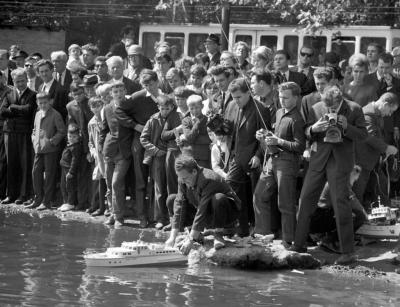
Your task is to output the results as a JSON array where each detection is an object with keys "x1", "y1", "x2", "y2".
[{"x1": 1, "y1": 210, "x2": 400, "y2": 307}]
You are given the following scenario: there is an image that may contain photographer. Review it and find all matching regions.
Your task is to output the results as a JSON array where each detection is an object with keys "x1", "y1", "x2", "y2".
[{"x1": 292, "y1": 85, "x2": 367, "y2": 265}]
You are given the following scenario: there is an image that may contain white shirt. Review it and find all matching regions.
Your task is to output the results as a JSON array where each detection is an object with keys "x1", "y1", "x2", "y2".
[
  {"x1": 55, "y1": 70, "x2": 66, "y2": 86},
  {"x1": 27, "y1": 76, "x2": 37, "y2": 91},
  {"x1": 42, "y1": 78, "x2": 55, "y2": 93}
]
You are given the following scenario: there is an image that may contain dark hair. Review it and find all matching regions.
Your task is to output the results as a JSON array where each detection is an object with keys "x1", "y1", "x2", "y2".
[
  {"x1": 82, "y1": 43, "x2": 99, "y2": 56},
  {"x1": 275, "y1": 49, "x2": 290, "y2": 60},
  {"x1": 209, "y1": 65, "x2": 231, "y2": 78},
  {"x1": 70, "y1": 82, "x2": 84, "y2": 93},
  {"x1": 88, "y1": 97, "x2": 103, "y2": 108},
  {"x1": 300, "y1": 45, "x2": 314, "y2": 55},
  {"x1": 30, "y1": 52, "x2": 43, "y2": 60},
  {"x1": 194, "y1": 53, "x2": 210, "y2": 66},
  {"x1": 155, "y1": 53, "x2": 173, "y2": 64},
  {"x1": 174, "y1": 86, "x2": 195, "y2": 98},
  {"x1": 228, "y1": 78, "x2": 249, "y2": 94},
  {"x1": 190, "y1": 64, "x2": 207, "y2": 78},
  {"x1": 379, "y1": 52, "x2": 394, "y2": 65},
  {"x1": 95, "y1": 56, "x2": 107, "y2": 63},
  {"x1": 313, "y1": 67, "x2": 334, "y2": 81},
  {"x1": 120, "y1": 25, "x2": 135, "y2": 37},
  {"x1": 166, "y1": 68, "x2": 185, "y2": 81},
  {"x1": 36, "y1": 91, "x2": 50, "y2": 100},
  {"x1": 36, "y1": 59, "x2": 54, "y2": 72},
  {"x1": 202, "y1": 76, "x2": 217, "y2": 90},
  {"x1": 251, "y1": 69, "x2": 273, "y2": 85},
  {"x1": 175, "y1": 155, "x2": 199, "y2": 173},
  {"x1": 157, "y1": 95, "x2": 175, "y2": 107},
  {"x1": 278, "y1": 82, "x2": 301, "y2": 97},
  {"x1": 367, "y1": 42, "x2": 384, "y2": 55},
  {"x1": 139, "y1": 69, "x2": 158, "y2": 84}
]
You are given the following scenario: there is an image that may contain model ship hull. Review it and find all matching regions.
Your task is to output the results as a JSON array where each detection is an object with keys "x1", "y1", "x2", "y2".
[
  {"x1": 84, "y1": 253, "x2": 187, "y2": 267},
  {"x1": 356, "y1": 223, "x2": 400, "y2": 239}
]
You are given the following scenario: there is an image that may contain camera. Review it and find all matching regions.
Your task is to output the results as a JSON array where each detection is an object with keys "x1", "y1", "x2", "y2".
[
  {"x1": 206, "y1": 113, "x2": 233, "y2": 136},
  {"x1": 323, "y1": 112, "x2": 342, "y2": 143},
  {"x1": 324, "y1": 112, "x2": 338, "y2": 126}
]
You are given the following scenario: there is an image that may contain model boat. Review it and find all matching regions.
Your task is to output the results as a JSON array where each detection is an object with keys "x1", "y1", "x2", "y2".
[
  {"x1": 84, "y1": 240, "x2": 187, "y2": 267},
  {"x1": 356, "y1": 201, "x2": 400, "y2": 239}
]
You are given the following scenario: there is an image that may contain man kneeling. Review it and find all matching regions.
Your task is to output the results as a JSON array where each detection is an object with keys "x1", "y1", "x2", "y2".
[{"x1": 165, "y1": 155, "x2": 241, "y2": 254}]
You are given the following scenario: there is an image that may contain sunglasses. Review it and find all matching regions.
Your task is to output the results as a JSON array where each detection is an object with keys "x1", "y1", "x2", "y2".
[{"x1": 300, "y1": 52, "x2": 313, "y2": 58}]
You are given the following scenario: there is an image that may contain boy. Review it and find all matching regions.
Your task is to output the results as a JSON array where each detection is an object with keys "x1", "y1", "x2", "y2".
[
  {"x1": 59, "y1": 124, "x2": 82, "y2": 212},
  {"x1": 29, "y1": 92, "x2": 66, "y2": 210},
  {"x1": 140, "y1": 96, "x2": 174, "y2": 230},
  {"x1": 181, "y1": 95, "x2": 211, "y2": 168},
  {"x1": 173, "y1": 86, "x2": 194, "y2": 117},
  {"x1": 87, "y1": 97, "x2": 107, "y2": 216}
]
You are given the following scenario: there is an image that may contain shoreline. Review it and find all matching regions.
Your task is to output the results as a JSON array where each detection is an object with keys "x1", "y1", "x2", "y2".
[{"x1": 1, "y1": 202, "x2": 400, "y2": 283}]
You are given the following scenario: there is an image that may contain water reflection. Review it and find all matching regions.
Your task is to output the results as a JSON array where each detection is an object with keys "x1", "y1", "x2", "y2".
[{"x1": 1, "y1": 210, "x2": 400, "y2": 306}]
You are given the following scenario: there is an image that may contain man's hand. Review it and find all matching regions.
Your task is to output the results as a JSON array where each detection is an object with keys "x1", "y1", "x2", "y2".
[
  {"x1": 311, "y1": 117, "x2": 329, "y2": 133},
  {"x1": 179, "y1": 237, "x2": 194, "y2": 255},
  {"x1": 66, "y1": 172, "x2": 73, "y2": 180},
  {"x1": 265, "y1": 134, "x2": 280, "y2": 146},
  {"x1": 248, "y1": 155, "x2": 261, "y2": 169},
  {"x1": 255, "y1": 129, "x2": 267, "y2": 141},
  {"x1": 338, "y1": 115, "x2": 348, "y2": 130},
  {"x1": 386, "y1": 145, "x2": 398, "y2": 157},
  {"x1": 134, "y1": 124, "x2": 144, "y2": 133},
  {"x1": 303, "y1": 148, "x2": 311, "y2": 161}
]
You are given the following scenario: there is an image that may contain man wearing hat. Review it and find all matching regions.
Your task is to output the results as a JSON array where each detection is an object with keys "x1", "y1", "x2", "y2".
[
  {"x1": 12, "y1": 50, "x2": 28, "y2": 69},
  {"x1": 64, "y1": 81, "x2": 94, "y2": 211},
  {"x1": 205, "y1": 34, "x2": 221, "y2": 69},
  {"x1": 124, "y1": 44, "x2": 146, "y2": 82},
  {"x1": 51, "y1": 51, "x2": 73, "y2": 92}
]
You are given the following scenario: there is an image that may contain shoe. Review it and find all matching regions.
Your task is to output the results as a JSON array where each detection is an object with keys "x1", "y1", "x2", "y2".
[
  {"x1": 114, "y1": 219, "x2": 124, "y2": 227},
  {"x1": 23, "y1": 199, "x2": 33, "y2": 206},
  {"x1": 334, "y1": 253, "x2": 357, "y2": 265},
  {"x1": 15, "y1": 198, "x2": 26, "y2": 205},
  {"x1": 59, "y1": 204, "x2": 75, "y2": 212},
  {"x1": 104, "y1": 216, "x2": 115, "y2": 225},
  {"x1": 213, "y1": 233, "x2": 226, "y2": 250},
  {"x1": 139, "y1": 219, "x2": 148, "y2": 228},
  {"x1": 289, "y1": 245, "x2": 307, "y2": 253},
  {"x1": 104, "y1": 209, "x2": 111, "y2": 217},
  {"x1": 25, "y1": 201, "x2": 40, "y2": 209},
  {"x1": 86, "y1": 208, "x2": 95, "y2": 214},
  {"x1": 91, "y1": 209, "x2": 104, "y2": 217},
  {"x1": 1, "y1": 197, "x2": 15, "y2": 204},
  {"x1": 36, "y1": 204, "x2": 48, "y2": 211},
  {"x1": 155, "y1": 222, "x2": 164, "y2": 230}
]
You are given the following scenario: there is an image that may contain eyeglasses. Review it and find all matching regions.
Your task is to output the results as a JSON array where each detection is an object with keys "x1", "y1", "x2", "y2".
[{"x1": 300, "y1": 52, "x2": 313, "y2": 58}]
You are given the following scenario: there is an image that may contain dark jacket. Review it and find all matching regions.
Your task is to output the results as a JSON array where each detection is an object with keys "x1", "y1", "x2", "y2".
[
  {"x1": 140, "y1": 112, "x2": 168, "y2": 156},
  {"x1": 32, "y1": 107, "x2": 66, "y2": 154},
  {"x1": 60, "y1": 141, "x2": 82, "y2": 175},
  {"x1": 40, "y1": 79, "x2": 69, "y2": 121},
  {"x1": 123, "y1": 76, "x2": 142, "y2": 95},
  {"x1": 172, "y1": 167, "x2": 241, "y2": 232},
  {"x1": 0, "y1": 87, "x2": 36, "y2": 133},
  {"x1": 306, "y1": 99, "x2": 367, "y2": 172},
  {"x1": 161, "y1": 108, "x2": 182, "y2": 150},
  {"x1": 355, "y1": 103, "x2": 387, "y2": 171},
  {"x1": 209, "y1": 52, "x2": 221, "y2": 68},
  {"x1": 181, "y1": 114, "x2": 211, "y2": 161}
]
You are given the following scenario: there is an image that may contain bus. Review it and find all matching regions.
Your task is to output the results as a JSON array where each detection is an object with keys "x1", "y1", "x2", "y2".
[{"x1": 139, "y1": 23, "x2": 400, "y2": 65}]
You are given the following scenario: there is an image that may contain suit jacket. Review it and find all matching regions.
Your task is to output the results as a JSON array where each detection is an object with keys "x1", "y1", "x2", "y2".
[
  {"x1": 53, "y1": 69, "x2": 73, "y2": 92},
  {"x1": 32, "y1": 107, "x2": 66, "y2": 154},
  {"x1": 209, "y1": 51, "x2": 221, "y2": 68},
  {"x1": 140, "y1": 112, "x2": 168, "y2": 157},
  {"x1": 288, "y1": 70, "x2": 309, "y2": 96},
  {"x1": 123, "y1": 76, "x2": 141, "y2": 95},
  {"x1": 0, "y1": 87, "x2": 37, "y2": 133},
  {"x1": 172, "y1": 167, "x2": 240, "y2": 232},
  {"x1": 181, "y1": 114, "x2": 211, "y2": 161},
  {"x1": 355, "y1": 103, "x2": 387, "y2": 171},
  {"x1": 300, "y1": 91, "x2": 321, "y2": 123},
  {"x1": 41, "y1": 79, "x2": 69, "y2": 121},
  {"x1": 99, "y1": 102, "x2": 133, "y2": 159},
  {"x1": 306, "y1": 99, "x2": 367, "y2": 172},
  {"x1": 66, "y1": 98, "x2": 93, "y2": 153},
  {"x1": 291, "y1": 66, "x2": 316, "y2": 96},
  {"x1": 228, "y1": 97, "x2": 271, "y2": 167}
]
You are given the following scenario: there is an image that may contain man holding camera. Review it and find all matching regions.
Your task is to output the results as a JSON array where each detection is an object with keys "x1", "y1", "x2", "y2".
[{"x1": 292, "y1": 85, "x2": 367, "y2": 265}]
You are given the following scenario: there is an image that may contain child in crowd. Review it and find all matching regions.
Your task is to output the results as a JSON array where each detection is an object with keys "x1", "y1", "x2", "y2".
[
  {"x1": 180, "y1": 95, "x2": 211, "y2": 168},
  {"x1": 173, "y1": 86, "x2": 194, "y2": 117},
  {"x1": 209, "y1": 130, "x2": 230, "y2": 180},
  {"x1": 67, "y1": 44, "x2": 82, "y2": 70},
  {"x1": 201, "y1": 76, "x2": 220, "y2": 115},
  {"x1": 140, "y1": 96, "x2": 174, "y2": 230},
  {"x1": 166, "y1": 68, "x2": 186, "y2": 93},
  {"x1": 30, "y1": 92, "x2": 66, "y2": 210},
  {"x1": 87, "y1": 97, "x2": 107, "y2": 216},
  {"x1": 58, "y1": 124, "x2": 82, "y2": 212},
  {"x1": 187, "y1": 64, "x2": 207, "y2": 95}
]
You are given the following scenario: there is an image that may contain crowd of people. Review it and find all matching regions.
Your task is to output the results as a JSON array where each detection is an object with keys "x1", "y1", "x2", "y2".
[{"x1": 2, "y1": 25, "x2": 400, "y2": 265}]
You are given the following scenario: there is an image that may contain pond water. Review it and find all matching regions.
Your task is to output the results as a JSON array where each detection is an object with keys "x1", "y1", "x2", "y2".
[{"x1": 0, "y1": 210, "x2": 399, "y2": 306}]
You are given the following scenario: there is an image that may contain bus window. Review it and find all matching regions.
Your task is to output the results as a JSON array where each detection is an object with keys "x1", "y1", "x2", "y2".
[
  {"x1": 393, "y1": 37, "x2": 400, "y2": 49},
  {"x1": 165, "y1": 32, "x2": 185, "y2": 61},
  {"x1": 142, "y1": 32, "x2": 161, "y2": 60},
  {"x1": 331, "y1": 36, "x2": 355, "y2": 61},
  {"x1": 360, "y1": 37, "x2": 386, "y2": 54},
  {"x1": 303, "y1": 36, "x2": 327, "y2": 66},
  {"x1": 284, "y1": 35, "x2": 299, "y2": 65},
  {"x1": 188, "y1": 33, "x2": 208, "y2": 56},
  {"x1": 235, "y1": 35, "x2": 252, "y2": 49},
  {"x1": 260, "y1": 35, "x2": 277, "y2": 52}
]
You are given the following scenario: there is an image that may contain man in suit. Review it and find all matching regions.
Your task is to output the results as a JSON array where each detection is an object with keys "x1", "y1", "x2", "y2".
[
  {"x1": 36, "y1": 59, "x2": 69, "y2": 121},
  {"x1": 107, "y1": 56, "x2": 141, "y2": 95},
  {"x1": 99, "y1": 81, "x2": 134, "y2": 227},
  {"x1": 51, "y1": 51, "x2": 73, "y2": 92},
  {"x1": 24, "y1": 56, "x2": 43, "y2": 92},
  {"x1": 226, "y1": 78, "x2": 271, "y2": 236},
  {"x1": 94, "y1": 56, "x2": 111, "y2": 83},
  {"x1": 0, "y1": 49, "x2": 14, "y2": 86},
  {"x1": 364, "y1": 52, "x2": 400, "y2": 144},
  {"x1": 165, "y1": 156, "x2": 241, "y2": 253},
  {"x1": 353, "y1": 92, "x2": 399, "y2": 207},
  {"x1": 81, "y1": 44, "x2": 99, "y2": 72},
  {"x1": 292, "y1": 45, "x2": 316, "y2": 95},
  {"x1": 274, "y1": 50, "x2": 309, "y2": 96},
  {"x1": 115, "y1": 69, "x2": 160, "y2": 227},
  {"x1": 209, "y1": 65, "x2": 236, "y2": 115},
  {"x1": 0, "y1": 68, "x2": 36, "y2": 204},
  {"x1": 292, "y1": 85, "x2": 367, "y2": 265},
  {"x1": 205, "y1": 34, "x2": 221, "y2": 69}
]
